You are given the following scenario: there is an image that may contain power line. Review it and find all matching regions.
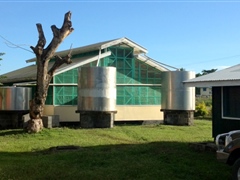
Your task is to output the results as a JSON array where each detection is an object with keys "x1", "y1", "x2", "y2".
[
  {"x1": 175, "y1": 54, "x2": 240, "y2": 67},
  {"x1": 0, "y1": 35, "x2": 34, "y2": 54}
]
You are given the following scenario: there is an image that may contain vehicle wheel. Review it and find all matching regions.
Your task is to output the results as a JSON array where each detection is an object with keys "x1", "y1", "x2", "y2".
[{"x1": 232, "y1": 158, "x2": 240, "y2": 180}]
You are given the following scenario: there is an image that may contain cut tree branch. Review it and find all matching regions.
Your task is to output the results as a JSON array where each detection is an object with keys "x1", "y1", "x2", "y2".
[
  {"x1": 43, "y1": 11, "x2": 74, "y2": 61},
  {"x1": 30, "y1": 24, "x2": 46, "y2": 56},
  {"x1": 48, "y1": 52, "x2": 72, "y2": 76}
]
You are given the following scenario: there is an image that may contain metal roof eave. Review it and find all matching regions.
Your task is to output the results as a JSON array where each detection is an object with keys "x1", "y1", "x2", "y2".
[
  {"x1": 54, "y1": 51, "x2": 111, "y2": 76},
  {"x1": 1, "y1": 76, "x2": 36, "y2": 84},
  {"x1": 26, "y1": 37, "x2": 148, "y2": 63},
  {"x1": 183, "y1": 64, "x2": 240, "y2": 87},
  {"x1": 2, "y1": 52, "x2": 111, "y2": 84},
  {"x1": 135, "y1": 54, "x2": 170, "y2": 71},
  {"x1": 183, "y1": 80, "x2": 240, "y2": 87}
]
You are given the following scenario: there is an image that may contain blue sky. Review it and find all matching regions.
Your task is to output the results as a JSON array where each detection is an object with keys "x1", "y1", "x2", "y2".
[{"x1": 1, "y1": 1, "x2": 240, "y2": 74}]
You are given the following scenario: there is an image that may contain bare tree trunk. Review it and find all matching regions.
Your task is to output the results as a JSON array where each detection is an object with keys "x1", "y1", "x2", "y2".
[{"x1": 27, "y1": 11, "x2": 74, "y2": 133}]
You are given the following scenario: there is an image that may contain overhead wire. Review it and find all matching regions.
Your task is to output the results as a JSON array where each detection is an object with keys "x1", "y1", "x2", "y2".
[
  {"x1": 0, "y1": 35, "x2": 34, "y2": 54},
  {"x1": 175, "y1": 54, "x2": 240, "y2": 67}
]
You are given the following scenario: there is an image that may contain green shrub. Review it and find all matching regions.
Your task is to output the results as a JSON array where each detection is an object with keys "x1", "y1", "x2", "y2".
[
  {"x1": 195, "y1": 97, "x2": 212, "y2": 118},
  {"x1": 195, "y1": 101, "x2": 208, "y2": 117}
]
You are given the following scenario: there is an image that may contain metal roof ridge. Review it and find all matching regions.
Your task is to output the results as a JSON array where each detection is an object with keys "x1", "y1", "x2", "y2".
[
  {"x1": 26, "y1": 37, "x2": 147, "y2": 63},
  {"x1": 135, "y1": 54, "x2": 178, "y2": 71}
]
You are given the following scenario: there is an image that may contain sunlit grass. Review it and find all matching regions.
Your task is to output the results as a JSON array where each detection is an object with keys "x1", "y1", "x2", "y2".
[{"x1": 0, "y1": 120, "x2": 231, "y2": 180}]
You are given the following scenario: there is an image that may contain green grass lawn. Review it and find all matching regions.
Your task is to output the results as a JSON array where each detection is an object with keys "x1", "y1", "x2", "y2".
[{"x1": 0, "y1": 120, "x2": 231, "y2": 180}]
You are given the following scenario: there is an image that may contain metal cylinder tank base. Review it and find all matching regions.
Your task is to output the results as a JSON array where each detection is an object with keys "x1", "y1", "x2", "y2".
[
  {"x1": 76, "y1": 67, "x2": 117, "y2": 128},
  {"x1": 0, "y1": 87, "x2": 32, "y2": 129},
  {"x1": 161, "y1": 71, "x2": 195, "y2": 126},
  {"x1": 79, "y1": 111, "x2": 114, "y2": 128},
  {"x1": 163, "y1": 110, "x2": 194, "y2": 126},
  {"x1": 0, "y1": 87, "x2": 32, "y2": 110},
  {"x1": 0, "y1": 111, "x2": 29, "y2": 129}
]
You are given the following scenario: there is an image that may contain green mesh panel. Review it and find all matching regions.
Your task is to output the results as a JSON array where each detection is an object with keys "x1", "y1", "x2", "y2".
[
  {"x1": 54, "y1": 69, "x2": 78, "y2": 84},
  {"x1": 30, "y1": 86, "x2": 53, "y2": 105},
  {"x1": 102, "y1": 46, "x2": 162, "y2": 105},
  {"x1": 51, "y1": 57, "x2": 96, "y2": 105},
  {"x1": 117, "y1": 86, "x2": 161, "y2": 105},
  {"x1": 52, "y1": 69, "x2": 78, "y2": 105},
  {"x1": 71, "y1": 50, "x2": 99, "y2": 59},
  {"x1": 45, "y1": 86, "x2": 53, "y2": 105},
  {"x1": 100, "y1": 46, "x2": 162, "y2": 85},
  {"x1": 54, "y1": 86, "x2": 77, "y2": 105},
  {"x1": 47, "y1": 46, "x2": 162, "y2": 106},
  {"x1": 81, "y1": 61, "x2": 97, "y2": 67},
  {"x1": 30, "y1": 86, "x2": 36, "y2": 99}
]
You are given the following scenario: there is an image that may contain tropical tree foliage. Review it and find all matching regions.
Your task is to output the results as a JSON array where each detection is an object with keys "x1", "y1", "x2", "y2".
[
  {"x1": 195, "y1": 69, "x2": 217, "y2": 95},
  {"x1": 0, "y1": 52, "x2": 4, "y2": 60},
  {"x1": 196, "y1": 68, "x2": 217, "y2": 77}
]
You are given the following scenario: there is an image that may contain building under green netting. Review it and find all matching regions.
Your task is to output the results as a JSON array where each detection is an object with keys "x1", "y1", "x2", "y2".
[{"x1": 1, "y1": 37, "x2": 173, "y2": 123}]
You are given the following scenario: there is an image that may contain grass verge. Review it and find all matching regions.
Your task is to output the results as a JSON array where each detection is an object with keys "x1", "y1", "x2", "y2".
[{"x1": 0, "y1": 120, "x2": 231, "y2": 180}]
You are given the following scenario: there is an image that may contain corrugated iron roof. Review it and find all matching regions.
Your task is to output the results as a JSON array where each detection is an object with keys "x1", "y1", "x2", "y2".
[
  {"x1": 1, "y1": 37, "x2": 172, "y2": 84},
  {"x1": 183, "y1": 64, "x2": 240, "y2": 87},
  {"x1": 26, "y1": 37, "x2": 148, "y2": 63},
  {"x1": 1, "y1": 53, "x2": 110, "y2": 84},
  {"x1": 1, "y1": 64, "x2": 37, "y2": 83}
]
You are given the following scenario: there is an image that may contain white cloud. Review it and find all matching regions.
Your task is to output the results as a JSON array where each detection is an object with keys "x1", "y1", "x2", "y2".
[{"x1": 215, "y1": 66, "x2": 230, "y2": 71}]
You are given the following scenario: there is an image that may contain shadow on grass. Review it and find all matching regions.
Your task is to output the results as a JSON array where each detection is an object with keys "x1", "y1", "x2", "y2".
[
  {"x1": 0, "y1": 129, "x2": 25, "y2": 136},
  {"x1": 0, "y1": 141, "x2": 231, "y2": 180}
]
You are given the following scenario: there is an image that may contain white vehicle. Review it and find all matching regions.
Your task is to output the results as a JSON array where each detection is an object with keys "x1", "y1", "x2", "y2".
[{"x1": 215, "y1": 130, "x2": 240, "y2": 180}]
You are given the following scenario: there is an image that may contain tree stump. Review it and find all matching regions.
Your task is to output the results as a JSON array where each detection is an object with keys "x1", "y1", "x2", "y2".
[{"x1": 27, "y1": 119, "x2": 43, "y2": 133}]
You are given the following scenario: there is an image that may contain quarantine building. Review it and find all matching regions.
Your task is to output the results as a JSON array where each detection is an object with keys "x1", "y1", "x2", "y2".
[{"x1": 1, "y1": 37, "x2": 177, "y2": 125}]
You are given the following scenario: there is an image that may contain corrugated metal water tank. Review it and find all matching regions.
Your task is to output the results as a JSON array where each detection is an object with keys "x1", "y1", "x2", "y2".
[
  {"x1": 0, "y1": 87, "x2": 32, "y2": 110},
  {"x1": 161, "y1": 71, "x2": 195, "y2": 111},
  {"x1": 77, "y1": 67, "x2": 116, "y2": 112}
]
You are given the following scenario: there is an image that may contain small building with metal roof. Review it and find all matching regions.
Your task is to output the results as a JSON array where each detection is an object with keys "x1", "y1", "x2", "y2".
[
  {"x1": 1, "y1": 37, "x2": 176, "y2": 124},
  {"x1": 183, "y1": 64, "x2": 240, "y2": 138}
]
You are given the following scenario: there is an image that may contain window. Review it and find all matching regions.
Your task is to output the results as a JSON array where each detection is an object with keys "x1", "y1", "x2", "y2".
[{"x1": 222, "y1": 86, "x2": 240, "y2": 119}]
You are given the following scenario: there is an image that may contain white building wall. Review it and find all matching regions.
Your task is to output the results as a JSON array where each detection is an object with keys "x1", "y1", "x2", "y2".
[
  {"x1": 200, "y1": 87, "x2": 212, "y2": 97},
  {"x1": 43, "y1": 105, "x2": 163, "y2": 122}
]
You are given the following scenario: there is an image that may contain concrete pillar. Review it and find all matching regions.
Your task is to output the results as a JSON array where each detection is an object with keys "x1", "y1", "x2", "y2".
[
  {"x1": 79, "y1": 111, "x2": 115, "y2": 128},
  {"x1": 163, "y1": 110, "x2": 194, "y2": 126}
]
